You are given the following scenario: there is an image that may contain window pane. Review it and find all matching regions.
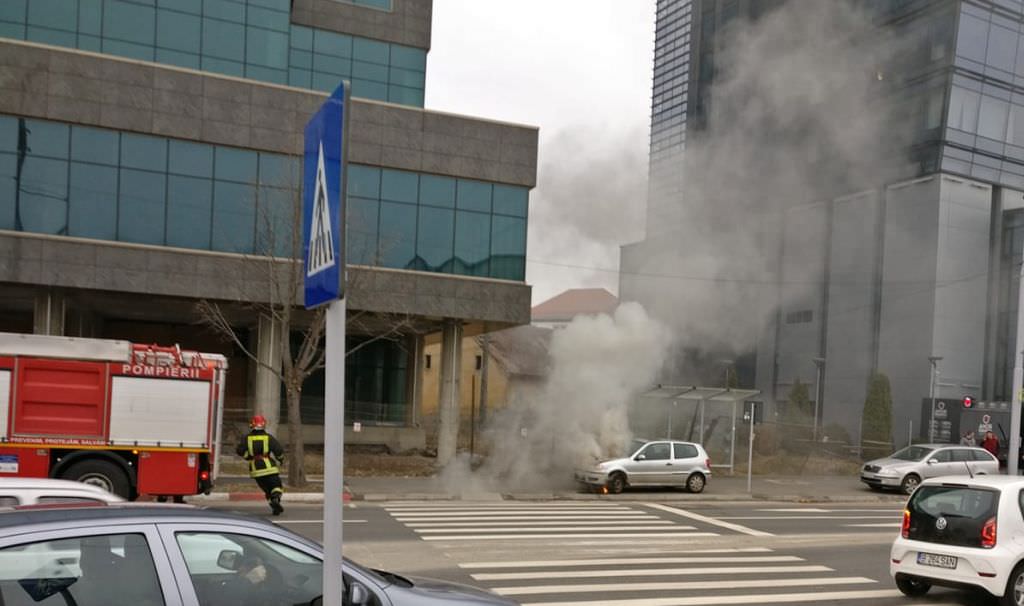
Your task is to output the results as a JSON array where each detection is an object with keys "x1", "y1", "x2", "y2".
[
  {"x1": 956, "y1": 13, "x2": 988, "y2": 63},
  {"x1": 25, "y1": 119, "x2": 69, "y2": 158},
  {"x1": 378, "y1": 201, "x2": 416, "y2": 269},
  {"x1": 104, "y1": 0, "x2": 156, "y2": 45},
  {"x1": 347, "y1": 196, "x2": 379, "y2": 264},
  {"x1": 454, "y1": 210, "x2": 489, "y2": 276},
  {"x1": 20, "y1": 157, "x2": 68, "y2": 234},
  {"x1": 313, "y1": 29, "x2": 352, "y2": 58},
  {"x1": 387, "y1": 85, "x2": 423, "y2": 107},
  {"x1": 493, "y1": 184, "x2": 528, "y2": 217},
  {"x1": 0, "y1": 0, "x2": 27, "y2": 24},
  {"x1": 215, "y1": 147, "x2": 257, "y2": 183},
  {"x1": 353, "y1": 37, "x2": 388, "y2": 64},
  {"x1": 390, "y1": 45, "x2": 425, "y2": 71},
  {"x1": 948, "y1": 86, "x2": 980, "y2": 133},
  {"x1": 290, "y1": 24, "x2": 312, "y2": 50},
  {"x1": 0, "y1": 534, "x2": 164, "y2": 605},
  {"x1": 167, "y1": 175, "x2": 212, "y2": 249},
  {"x1": 169, "y1": 139, "x2": 213, "y2": 177},
  {"x1": 979, "y1": 95, "x2": 1010, "y2": 141},
  {"x1": 419, "y1": 174, "x2": 454, "y2": 208},
  {"x1": 417, "y1": 206, "x2": 454, "y2": 272},
  {"x1": 121, "y1": 133, "x2": 167, "y2": 171},
  {"x1": 175, "y1": 532, "x2": 321, "y2": 606},
  {"x1": 456, "y1": 179, "x2": 491, "y2": 212},
  {"x1": 212, "y1": 181, "x2": 255, "y2": 252},
  {"x1": 256, "y1": 186, "x2": 294, "y2": 257},
  {"x1": 381, "y1": 168, "x2": 417, "y2": 203},
  {"x1": 119, "y1": 169, "x2": 166, "y2": 244},
  {"x1": 986, "y1": 25, "x2": 1017, "y2": 73},
  {"x1": 247, "y1": 27, "x2": 288, "y2": 69},
  {"x1": 490, "y1": 215, "x2": 526, "y2": 280},
  {"x1": 259, "y1": 153, "x2": 297, "y2": 187},
  {"x1": 0, "y1": 116, "x2": 16, "y2": 153},
  {"x1": 71, "y1": 126, "x2": 119, "y2": 165},
  {"x1": 347, "y1": 164, "x2": 380, "y2": 198},
  {"x1": 353, "y1": 60, "x2": 387, "y2": 83},
  {"x1": 69, "y1": 162, "x2": 117, "y2": 239},
  {"x1": 204, "y1": 0, "x2": 244, "y2": 22},
  {"x1": 203, "y1": 18, "x2": 245, "y2": 61},
  {"x1": 157, "y1": 9, "x2": 201, "y2": 53},
  {"x1": 28, "y1": 0, "x2": 75, "y2": 31},
  {"x1": 0, "y1": 153, "x2": 15, "y2": 230}
]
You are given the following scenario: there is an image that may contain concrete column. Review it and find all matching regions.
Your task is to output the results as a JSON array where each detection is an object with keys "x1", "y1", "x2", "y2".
[
  {"x1": 253, "y1": 315, "x2": 284, "y2": 433},
  {"x1": 436, "y1": 320, "x2": 463, "y2": 467},
  {"x1": 33, "y1": 288, "x2": 65, "y2": 336},
  {"x1": 407, "y1": 333, "x2": 424, "y2": 428}
]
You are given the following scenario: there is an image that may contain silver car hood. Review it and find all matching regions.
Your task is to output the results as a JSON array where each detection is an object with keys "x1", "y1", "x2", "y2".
[
  {"x1": 385, "y1": 575, "x2": 518, "y2": 605},
  {"x1": 867, "y1": 457, "x2": 916, "y2": 468}
]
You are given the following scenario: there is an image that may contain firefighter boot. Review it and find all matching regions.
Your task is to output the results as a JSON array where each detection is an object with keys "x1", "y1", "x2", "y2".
[{"x1": 270, "y1": 494, "x2": 284, "y2": 516}]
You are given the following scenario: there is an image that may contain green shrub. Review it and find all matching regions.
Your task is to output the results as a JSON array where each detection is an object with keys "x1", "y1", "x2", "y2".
[{"x1": 861, "y1": 372, "x2": 894, "y2": 460}]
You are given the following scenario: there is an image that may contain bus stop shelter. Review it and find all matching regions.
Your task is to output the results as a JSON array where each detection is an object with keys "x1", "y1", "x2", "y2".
[{"x1": 636, "y1": 385, "x2": 761, "y2": 474}]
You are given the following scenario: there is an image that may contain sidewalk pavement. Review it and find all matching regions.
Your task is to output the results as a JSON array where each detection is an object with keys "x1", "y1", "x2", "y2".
[{"x1": 188, "y1": 473, "x2": 907, "y2": 505}]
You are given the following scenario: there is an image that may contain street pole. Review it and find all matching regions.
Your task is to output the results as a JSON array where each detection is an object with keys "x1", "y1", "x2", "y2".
[
  {"x1": 812, "y1": 357, "x2": 825, "y2": 442},
  {"x1": 667, "y1": 401, "x2": 674, "y2": 439},
  {"x1": 747, "y1": 401, "x2": 756, "y2": 493},
  {"x1": 928, "y1": 356, "x2": 942, "y2": 444},
  {"x1": 323, "y1": 299, "x2": 345, "y2": 606},
  {"x1": 1010, "y1": 249, "x2": 1024, "y2": 475}
]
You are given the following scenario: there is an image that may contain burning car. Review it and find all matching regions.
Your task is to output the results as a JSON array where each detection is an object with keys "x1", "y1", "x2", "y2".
[{"x1": 574, "y1": 439, "x2": 711, "y2": 494}]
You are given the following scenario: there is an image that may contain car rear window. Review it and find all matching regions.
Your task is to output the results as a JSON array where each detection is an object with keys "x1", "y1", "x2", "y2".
[
  {"x1": 973, "y1": 450, "x2": 996, "y2": 462},
  {"x1": 907, "y1": 485, "x2": 998, "y2": 548}
]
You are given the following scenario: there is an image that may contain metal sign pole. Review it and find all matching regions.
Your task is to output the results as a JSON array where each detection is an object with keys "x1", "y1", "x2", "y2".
[
  {"x1": 323, "y1": 298, "x2": 345, "y2": 603},
  {"x1": 747, "y1": 402, "x2": 755, "y2": 493},
  {"x1": 1010, "y1": 248, "x2": 1024, "y2": 476}
]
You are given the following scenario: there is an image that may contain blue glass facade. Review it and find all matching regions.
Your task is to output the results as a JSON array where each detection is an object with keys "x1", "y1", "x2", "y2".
[
  {"x1": 0, "y1": 0, "x2": 426, "y2": 106},
  {"x1": 0, "y1": 115, "x2": 529, "y2": 280}
]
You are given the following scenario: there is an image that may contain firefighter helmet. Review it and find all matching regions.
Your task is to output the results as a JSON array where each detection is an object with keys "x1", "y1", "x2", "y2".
[{"x1": 250, "y1": 415, "x2": 267, "y2": 430}]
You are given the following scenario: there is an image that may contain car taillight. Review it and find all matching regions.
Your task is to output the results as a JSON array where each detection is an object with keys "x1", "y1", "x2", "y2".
[
  {"x1": 982, "y1": 516, "x2": 997, "y2": 548},
  {"x1": 901, "y1": 509, "x2": 910, "y2": 539},
  {"x1": 705, "y1": 458, "x2": 711, "y2": 469},
  {"x1": 200, "y1": 471, "x2": 210, "y2": 481}
]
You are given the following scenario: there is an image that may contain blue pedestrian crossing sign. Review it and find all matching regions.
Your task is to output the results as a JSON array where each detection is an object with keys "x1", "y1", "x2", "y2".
[{"x1": 303, "y1": 82, "x2": 349, "y2": 309}]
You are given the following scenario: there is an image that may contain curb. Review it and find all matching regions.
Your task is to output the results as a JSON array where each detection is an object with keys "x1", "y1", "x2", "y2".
[{"x1": 190, "y1": 491, "x2": 350, "y2": 504}]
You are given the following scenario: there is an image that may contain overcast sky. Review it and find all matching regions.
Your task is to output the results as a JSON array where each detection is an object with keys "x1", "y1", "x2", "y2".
[{"x1": 425, "y1": 0, "x2": 656, "y2": 305}]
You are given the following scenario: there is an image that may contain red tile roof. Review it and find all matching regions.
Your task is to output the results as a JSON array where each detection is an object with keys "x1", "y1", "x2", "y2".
[{"x1": 531, "y1": 288, "x2": 619, "y2": 322}]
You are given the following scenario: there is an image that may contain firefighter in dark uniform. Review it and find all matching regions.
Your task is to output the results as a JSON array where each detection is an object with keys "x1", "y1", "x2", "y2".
[{"x1": 236, "y1": 415, "x2": 285, "y2": 515}]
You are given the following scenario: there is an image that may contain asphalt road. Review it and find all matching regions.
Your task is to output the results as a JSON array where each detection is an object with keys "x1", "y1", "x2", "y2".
[{"x1": 210, "y1": 499, "x2": 1001, "y2": 605}]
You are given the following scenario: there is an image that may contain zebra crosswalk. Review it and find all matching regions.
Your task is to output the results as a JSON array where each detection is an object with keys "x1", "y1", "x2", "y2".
[{"x1": 384, "y1": 501, "x2": 720, "y2": 543}]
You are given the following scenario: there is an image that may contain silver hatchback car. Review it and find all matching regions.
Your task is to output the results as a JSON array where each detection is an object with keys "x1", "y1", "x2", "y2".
[
  {"x1": 0, "y1": 504, "x2": 517, "y2": 606},
  {"x1": 860, "y1": 444, "x2": 999, "y2": 495},
  {"x1": 575, "y1": 439, "x2": 712, "y2": 494}
]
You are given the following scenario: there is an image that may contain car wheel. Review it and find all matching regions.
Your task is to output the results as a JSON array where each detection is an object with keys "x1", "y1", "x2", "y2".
[
  {"x1": 1002, "y1": 562, "x2": 1024, "y2": 606},
  {"x1": 607, "y1": 472, "x2": 626, "y2": 494},
  {"x1": 686, "y1": 472, "x2": 706, "y2": 494},
  {"x1": 63, "y1": 459, "x2": 131, "y2": 499},
  {"x1": 895, "y1": 577, "x2": 930, "y2": 597},
  {"x1": 900, "y1": 474, "x2": 921, "y2": 495}
]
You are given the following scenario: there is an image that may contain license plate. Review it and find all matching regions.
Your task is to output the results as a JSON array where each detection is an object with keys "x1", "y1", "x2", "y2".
[{"x1": 917, "y1": 552, "x2": 957, "y2": 569}]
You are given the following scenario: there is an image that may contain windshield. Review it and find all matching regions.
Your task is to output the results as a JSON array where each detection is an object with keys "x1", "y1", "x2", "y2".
[{"x1": 890, "y1": 446, "x2": 934, "y2": 461}]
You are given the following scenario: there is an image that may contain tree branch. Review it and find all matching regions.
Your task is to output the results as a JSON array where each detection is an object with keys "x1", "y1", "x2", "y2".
[{"x1": 195, "y1": 300, "x2": 285, "y2": 382}]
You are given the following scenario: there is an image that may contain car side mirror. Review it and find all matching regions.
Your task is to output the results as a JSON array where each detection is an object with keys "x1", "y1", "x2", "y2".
[
  {"x1": 350, "y1": 583, "x2": 370, "y2": 605},
  {"x1": 217, "y1": 549, "x2": 243, "y2": 571},
  {"x1": 635, "y1": 454, "x2": 646, "y2": 461},
  {"x1": 927, "y1": 459, "x2": 939, "y2": 465}
]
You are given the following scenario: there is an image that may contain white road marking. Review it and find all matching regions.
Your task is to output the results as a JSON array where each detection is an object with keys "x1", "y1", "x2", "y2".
[
  {"x1": 756, "y1": 508, "x2": 831, "y2": 513},
  {"x1": 845, "y1": 523, "x2": 901, "y2": 528},
  {"x1": 644, "y1": 503, "x2": 773, "y2": 537},
  {"x1": 519, "y1": 589, "x2": 906, "y2": 606},
  {"x1": 424, "y1": 531, "x2": 719, "y2": 541},
  {"x1": 389, "y1": 509, "x2": 636, "y2": 516},
  {"x1": 494, "y1": 575, "x2": 876, "y2": 596},
  {"x1": 274, "y1": 519, "x2": 365, "y2": 524},
  {"x1": 716, "y1": 515, "x2": 897, "y2": 520},
  {"x1": 391, "y1": 515, "x2": 657, "y2": 522},
  {"x1": 459, "y1": 548, "x2": 778, "y2": 569},
  {"x1": 471, "y1": 564, "x2": 833, "y2": 581},
  {"x1": 384, "y1": 503, "x2": 631, "y2": 509},
  {"x1": 414, "y1": 525, "x2": 695, "y2": 533},
  {"x1": 408, "y1": 519, "x2": 673, "y2": 528},
  {"x1": 462, "y1": 555, "x2": 801, "y2": 569}
]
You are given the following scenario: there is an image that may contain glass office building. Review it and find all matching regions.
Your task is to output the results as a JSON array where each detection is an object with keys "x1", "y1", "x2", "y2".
[
  {"x1": 0, "y1": 0, "x2": 538, "y2": 451},
  {"x1": 622, "y1": 0, "x2": 1024, "y2": 444}
]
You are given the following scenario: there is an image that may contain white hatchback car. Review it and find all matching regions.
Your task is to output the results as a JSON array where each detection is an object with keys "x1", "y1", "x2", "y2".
[
  {"x1": 0, "y1": 477, "x2": 124, "y2": 507},
  {"x1": 891, "y1": 475, "x2": 1024, "y2": 604},
  {"x1": 575, "y1": 439, "x2": 712, "y2": 494}
]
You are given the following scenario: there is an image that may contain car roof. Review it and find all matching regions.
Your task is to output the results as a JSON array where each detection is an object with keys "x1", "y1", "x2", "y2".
[
  {"x1": 902, "y1": 444, "x2": 988, "y2": 450},
  {"x1": 0, "y1": 503, "x2": 282, "y2": 533},
  {"x1": 921, "y1": 475, "x2": 1024, "y2": 490},
  {"x1": 0, "y1": 477, "x2": 120, "y2": 493}
]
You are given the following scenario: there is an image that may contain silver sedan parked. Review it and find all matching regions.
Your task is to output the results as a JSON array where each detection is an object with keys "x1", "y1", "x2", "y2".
[
  {"x1": 860, "y1": 444, "x2": 999, "y2": 495},
  {"x1": 575, "y1": 439, "x2": 712, "y2": 494},
  {"x1": 0, "y1": 503, "x2": 517, "y2": 606}
]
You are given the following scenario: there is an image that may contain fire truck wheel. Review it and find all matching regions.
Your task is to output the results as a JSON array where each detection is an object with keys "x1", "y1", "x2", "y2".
[{"x1": 63, "y1": 459, "x2": 131, "y2": 499}]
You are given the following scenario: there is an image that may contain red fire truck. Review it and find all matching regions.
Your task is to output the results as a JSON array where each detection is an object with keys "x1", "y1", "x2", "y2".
[{"x1": 0, "y1": 332, "x2": 227, "y2": 500}]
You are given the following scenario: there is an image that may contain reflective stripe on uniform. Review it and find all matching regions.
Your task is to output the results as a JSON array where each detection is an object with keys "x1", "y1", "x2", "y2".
[{"x1": 246, "y1": 434, "x2": 280, "y2": 477}]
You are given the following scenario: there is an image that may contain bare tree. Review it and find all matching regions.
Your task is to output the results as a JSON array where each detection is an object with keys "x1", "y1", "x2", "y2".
[{"x1": 197, "y1": 172, "x2": 419, "y2": 487}]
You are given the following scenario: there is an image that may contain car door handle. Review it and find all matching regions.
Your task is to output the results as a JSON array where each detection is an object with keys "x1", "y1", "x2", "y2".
[{"x1": 665, "y1": 463, "x2": 673, "y2": 466}]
